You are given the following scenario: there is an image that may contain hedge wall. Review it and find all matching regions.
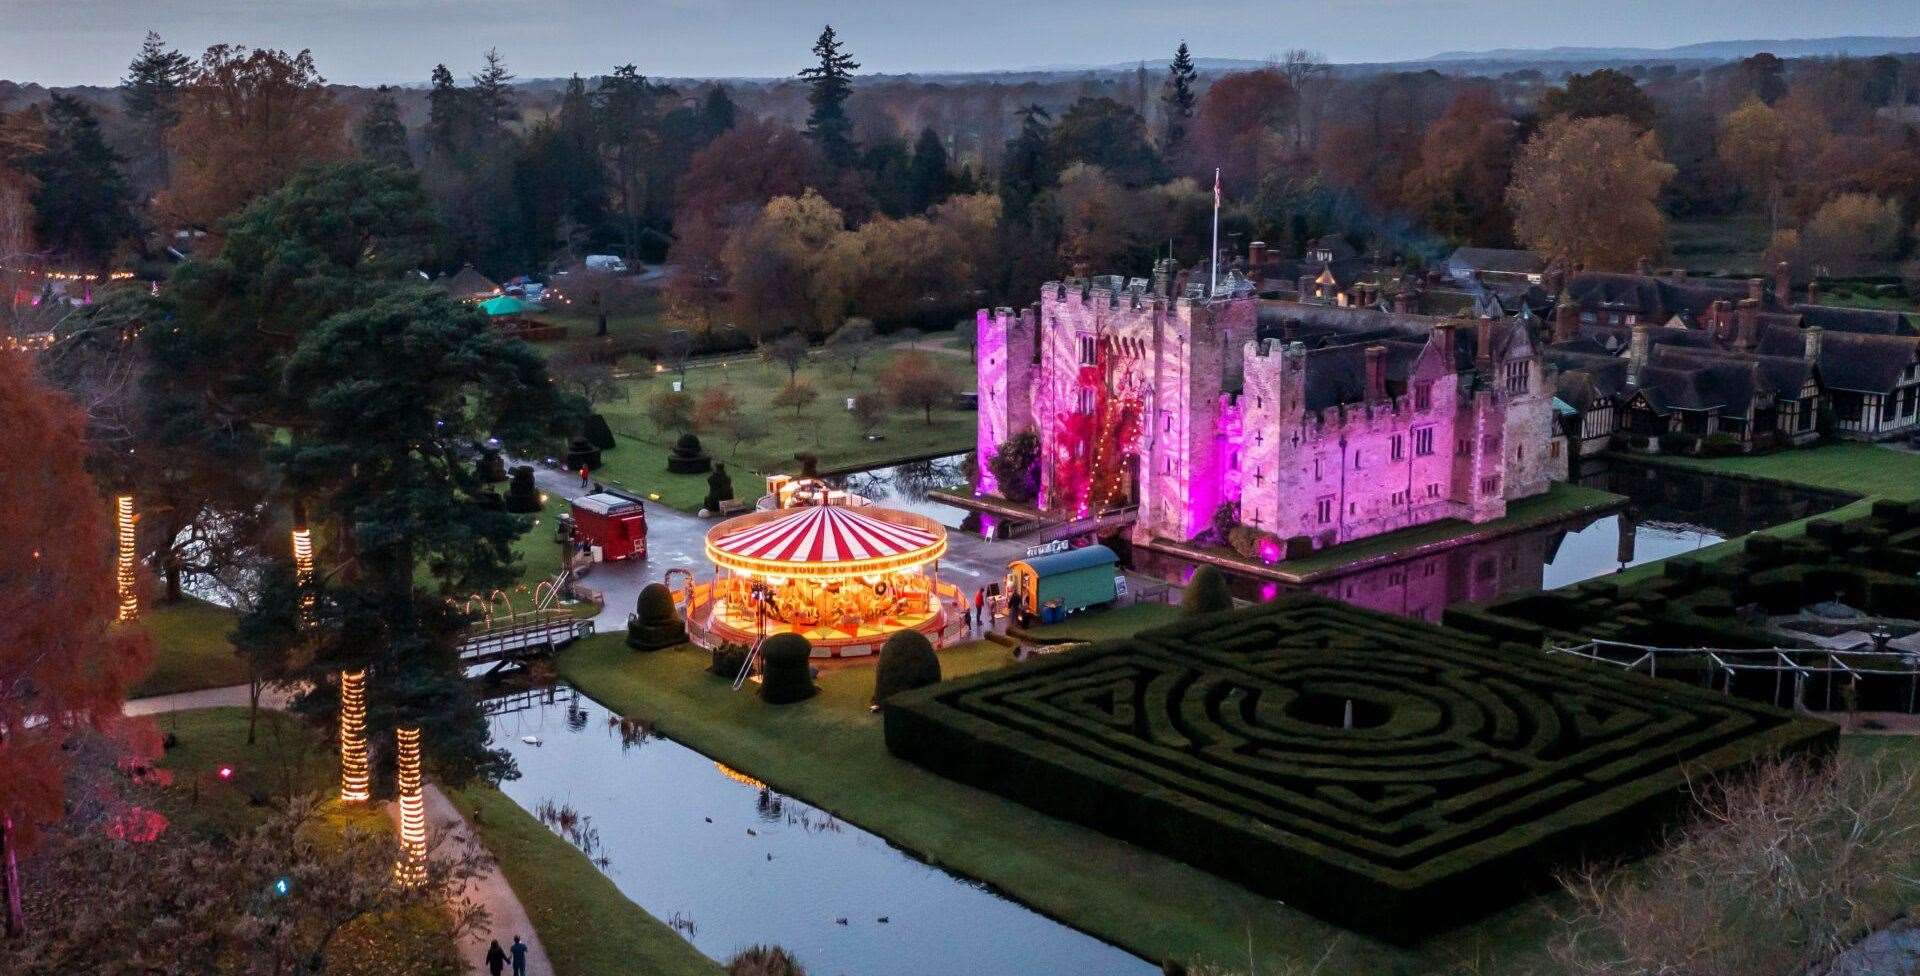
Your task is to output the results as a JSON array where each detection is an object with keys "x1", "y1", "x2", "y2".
[{"x1": 885, "y1": 595, "x2": 1833, "y2": 943}]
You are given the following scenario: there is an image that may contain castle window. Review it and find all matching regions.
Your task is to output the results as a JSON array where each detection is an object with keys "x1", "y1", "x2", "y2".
[
  {"x1": 1415, "y1": 382, "x2": 1432, "y2": 410},
  {"x1": 1426, "y1": 482, "x2": 1440, "y2": 498},
  {"x1": 1551, "y1": 441, "x2": 1562, "y2": 459},
  {"x1": 1313, "y1": 457, "x2": 1321, "y2": 480},
  {"x1": 1625, "y1": 314, "x2": 1637, "y2": 325},
  {"x1": 1503, "y1": 361, "x2": 1529, "y2": 394},
  {"x1": 1230, "y1": 451, "x2": 1240, "y2": 470},
  {"x1": 1481, "y1": 475, "x2": 1501, "y2": 494},
  {"x1": 1414, "y1": 426, "x2": 1435, "y2": 456},
  {"x1": 1076, "y1": 388, "x2": 1095, "y2": 415},
  {"x1": 1078, "y1": 334, "x2": 1096, "y2": 365},
  {"x1": 1390, "y1": 434, "x2": 1404, "y2": 461},
  {"x1": 1317, "y1": 496, "x2": 1333, "y2": 523},
  {"x1": 1457, "y1": 438, "x2": 1469, "y2": 456},
  {"x1": 1163, "y1": 411, "x2": 1172, "y2": 432},
  {"x1": 1353, "y1": 449, "x2": 1363, "y2": 469},
  {"x1": 1516, "y1": 444, "x2": 1524, "y2": 461},
  {"x1": 1580, "y1": 311, "x2": 1595, "y2": 324},
  {"x1": 1253, "y1": 468, "x2": 1264, "y2": 486}
]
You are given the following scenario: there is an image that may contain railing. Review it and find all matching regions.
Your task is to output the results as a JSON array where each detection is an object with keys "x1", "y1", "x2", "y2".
[{"x1": 1549, "y1": 639, "x2": 1920, "y2": 712}]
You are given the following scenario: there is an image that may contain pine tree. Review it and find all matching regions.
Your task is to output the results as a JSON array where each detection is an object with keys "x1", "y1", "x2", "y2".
[
  {"x1": 700, "y1": 85, "x2": 738, "y2": 140},
  {"x1": 470, "y1": 48, "x2": 517, "y2": 135},
  {"x1": 355, "y1": 85, "x2": 412, "y2": 168},
  {"x1": 906, "y1": 126, "x2": 952, "y2": 214},
  {"x1": 119, "y1": 31, "x2": 190, "y2": 188},
  {"x1": 1160, "y1": 41, "x2": 1198, "y2": 159},
  {"x1": 425, "y1": 63, "x2": 472, "y2": 162},
  {"x1": 799, "y1": 25, "x2": 861, "y2": 168},
  {"x1": 997, "y1": 104, "x2": 1054, "y2": 220},
  {"x1": 27, "y1": 95, "x2": 136, "y2": 273}
]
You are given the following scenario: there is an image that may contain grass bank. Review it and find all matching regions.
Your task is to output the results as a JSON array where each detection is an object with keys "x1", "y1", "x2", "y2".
[
  {"x1": 133, "y1": 597, "x2": 246, "y2": 698},
  {"x1": 556, "y1": 633, "x2": 1561, "y2": 975},
  {"x1": 443, "y1": 782, "x2": 723, "y2": 976}
]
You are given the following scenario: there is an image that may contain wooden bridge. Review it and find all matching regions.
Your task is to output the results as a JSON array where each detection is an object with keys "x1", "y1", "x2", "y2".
[{"x1": 459, "y1": 609, "x2": 594, "y2": 670}]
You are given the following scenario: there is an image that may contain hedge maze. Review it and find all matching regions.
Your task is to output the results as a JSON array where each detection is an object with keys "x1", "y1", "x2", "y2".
[{"x1": 884, "y1": 595, "x2": 1834, "y2": 942}]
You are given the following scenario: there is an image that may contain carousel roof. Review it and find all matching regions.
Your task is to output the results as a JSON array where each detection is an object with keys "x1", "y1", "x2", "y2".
[{"x1": 705, "y1": 503, "x2": 946, "y2": 578}]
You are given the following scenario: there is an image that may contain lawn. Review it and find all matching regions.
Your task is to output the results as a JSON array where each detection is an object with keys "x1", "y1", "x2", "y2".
[
  {"x1": 132, "y1": 597, "x2": 247, "y2": 698},
  {"x1": 590, "y1": 349, "x2": 976, "y2": 512},
  {"x1": 555, "y1": 633, "x2": 1565, "y2": 975},
  {"x1": 1018, "y1": 600, "x2": 1180, "y2": 642},
  {"x1": 1627, "y1": 443, "x2": 1920, "y2": 501},
  {"x1": 443, "y1": 782, "x2": 723, "y2": 976}
]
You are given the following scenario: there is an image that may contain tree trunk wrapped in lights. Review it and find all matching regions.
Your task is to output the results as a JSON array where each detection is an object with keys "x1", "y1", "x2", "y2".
[
  {"x1": 291, "y1": 517, "x2": 315, "y2": 627},
  {"x1": 338, "y1": 670, "x2": 369, "y2": 803},
  {"x1": 115, "y1": 495, "x2": 138, "y2": 621},
  {"x1": 393, "y1": 725, "x2": 426, "y2": 885}
]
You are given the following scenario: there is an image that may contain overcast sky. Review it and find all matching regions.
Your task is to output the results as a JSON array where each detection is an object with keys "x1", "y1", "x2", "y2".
[{"x1": 4, "y1": 0, "x2": 1919, "y2": 87}]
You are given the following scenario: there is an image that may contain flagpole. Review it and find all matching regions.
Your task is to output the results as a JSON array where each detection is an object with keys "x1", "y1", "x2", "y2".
[{"x1": 1209, "y1": 167, "x2": 1221, "y2": 297}]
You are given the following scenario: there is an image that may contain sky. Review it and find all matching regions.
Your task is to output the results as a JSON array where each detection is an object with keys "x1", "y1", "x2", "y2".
[{"x1": 3, "y1": 0, "x2": 1919, "y2": 87}]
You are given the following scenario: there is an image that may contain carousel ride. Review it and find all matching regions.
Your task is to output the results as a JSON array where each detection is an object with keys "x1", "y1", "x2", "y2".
[{"x1": 679, "y1": 499, "x2": 968, "y2": 659}]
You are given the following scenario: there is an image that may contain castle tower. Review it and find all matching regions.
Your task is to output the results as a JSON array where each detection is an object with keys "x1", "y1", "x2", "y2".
[
  {"x1": 1235, "y1": 338, "x2": 1308, "y2": 538},
  {"x1": 976, "y1": 305, "x2": 1037, "y2": 495},
  {"x1": 1138, "y1": 290, "x2": 1255, "y2": 542}
]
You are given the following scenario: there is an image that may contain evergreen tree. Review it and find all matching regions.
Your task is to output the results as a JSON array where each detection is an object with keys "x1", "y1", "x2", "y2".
[
  {"x1": 597, "y1": 64, "x2": 666, "y2": 259},
  {"x1": 119, "y1": 31, "x2": 190, "y2": 188},
  {"x1": 1051, "y1": 96, "x2": 1163, "y2": 187},
  {"x1": 700, "y1": 85, "x2": 738, "y2": 140},
  {"x1": 355, "y1": 85, "x2": 412, "y2": 168},
  {"x1": 470, "y1": 47, "x2": 517, "y2": 135},
  {"x1": 997, "y1": 104, "x2": 1054, "y2": 220},
  {"x1": 1160, "y1": 41, "x2": 1198, "y2": 159},
  {"x1": 425, "y1": 63, "x2": 473, "y2": 163},
  {"x1": 906, "y1": 126, "x2": 952, "y2": 214},
  {"x1": 27, "y1": 95, "x2": 136, "y2": 273},
  {"x1": 799, "y1": 25, "x2": 861, "y2": 168}
]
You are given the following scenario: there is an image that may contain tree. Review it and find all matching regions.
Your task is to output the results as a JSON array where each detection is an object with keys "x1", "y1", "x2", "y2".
[
  {"x1": 986, "y1": 426, "x2": 1041, "y2": 503},
  {"x1": 799, "y1": 25, "x2": 861, "y2": 168},
  {"x1": 1159, "y1": 42, "x2": 1198, "y2": 160},
  {"x1": 1800, "y1": 193, "x2": 1903, "y2": 276},
  {"x1": 0, "y1": 348, "x2": 150, "y2": 935},
  {"x1": 470, "y1": 48, "x2": 517, "y2": 135},
  {"x1": 1540, "y1": 69, "x2": 1658, "y2": 132},
  {"x1": 722, "y1": 191, "x2": 847, "y2": 340},
  {"x1": 1735, "y1": 52, "x2": 1788, "y2": 106},
  {"x1": 723, "y1": 408, "x2": 770, "y2": 454},
  {"x1": 881, "y1": 349, "x2": 956, "y2": 425},
  {"x1": 1400, "y1": 85, "x2": 1517, "y2": 245},
  {"x1": 425, "y1": 63, "x2": 476, "y2": 166},
  {"x1": 851, "y1": 390, "x2": 890, "y2": 437},
  {"x1": 1718, "y1": 98, "x2": 1797, "y2": 230},
  {"x1": 162, "y1": 45, "x2": 348, "y2": 229},
  {"x1": 647, "y1": 388, "x2": 695, "y2": 436},
  {"x1": 1050, "y1": 97, "x2": 1162, "y2": 188},
  {"x1": 119, "y1": 31, "x2": 191, "y2": 189},
  {"x1": 823, "y1": 317, "x2": 877, "y2": 380},
  {"x1": 1507, "y1": 115, "x2": 1675, "y2": 271},
  {"x1": 355, "y1": 86, "x2": 412, "y2": 168},
  {"x1": 1054, "y1": 163, "x2": 1134, "y2": 275},
  {"x1": 771, "y1": 379, "x2": 819, "y2": 420},
  {"x1": 761, "y1": 332, "x2": 810, "y2": 383},
  {"x1": 26, "y1": 95, "x2": 136, "y2": 273},
  {"x1": 1187, "y1": 69, "x2": 1297, "y2": 198},
  {"x1": 997, "y1": 105, "x2": 1054, "y2": 220},
  {"x1": 1181, "y1": 566, "x2": 1234, "y2": 615},
  {"x1": 1553, "y1": 753, "x2": 1920, "y2": 976},
  {"x1": 668, "y1": 119, "x2": 825, "y2": 332},
  {"x1": 693, "y1": 385, "x2": 742, "y2": 436},
  {"x1": 906, "y1": 127, "x2": 953, "y2": 214},
  {"x1": 597, "y1": 64, "x2": 670, "y2": 258}
]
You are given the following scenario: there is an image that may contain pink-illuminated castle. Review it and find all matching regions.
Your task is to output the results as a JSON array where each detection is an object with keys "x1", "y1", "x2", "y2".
[{"x1": 977, "y1": 263, "x2": 1564, "y2": 559}]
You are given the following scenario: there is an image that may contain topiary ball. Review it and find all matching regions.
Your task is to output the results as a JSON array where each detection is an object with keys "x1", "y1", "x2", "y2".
[
  {"x1": 758, "y1": 633, "x2": 816, "y2": 705},
  {"x1": 504, "y1": 465, "x2": 541, "y2": 513},
  {"x1": 1180, "y1": 565, "x2": 1235, "y2": 616},
  {"x1": 674, "y1": 432, "x2": 705, "y2": 456},
  {"x1": 872, "y1": 629, "x2": 941, "y2": 708},
  {"x1": 666, "y1": 431, "x2": 712, "y2": 473},
  {"x1": 626, "y1": 583, "x2": 685, "y2": 651},
  {"x1": 565, "y1": 437, "x2": 602, "y2": 472}
]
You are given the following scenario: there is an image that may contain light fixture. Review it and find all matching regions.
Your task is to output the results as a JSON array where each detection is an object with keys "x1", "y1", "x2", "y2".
[
  {"x1": 339, "y1": 671, "x2": 369, "y2": 803},
  {"x1": 394, "y1": 726, "x2": 427, "y2": 885},
  {"x1": 291, "y1": 521, "x2": 315, "y2": 626},
  {"x1": 115, "y1": 495, "x2": 138, "y2": 621}
]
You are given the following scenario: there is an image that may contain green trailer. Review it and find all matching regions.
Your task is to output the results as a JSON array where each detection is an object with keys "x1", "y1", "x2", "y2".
[{"x1": 1008, "y1": 544, "x2": 1120, "y2": 624}]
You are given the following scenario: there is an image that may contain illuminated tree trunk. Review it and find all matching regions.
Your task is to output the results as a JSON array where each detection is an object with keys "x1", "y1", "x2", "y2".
[{"x1": 394, "y1": 726, "x2": 426, "y2": 884}]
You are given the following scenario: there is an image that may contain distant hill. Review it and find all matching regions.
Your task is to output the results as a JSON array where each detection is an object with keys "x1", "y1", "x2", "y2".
[{"x1": 1424, "y1": 36, "x2": 1920, "y2": 63}]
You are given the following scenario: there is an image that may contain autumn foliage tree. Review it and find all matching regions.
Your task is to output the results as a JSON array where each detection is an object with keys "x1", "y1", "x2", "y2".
[
  {"x1": 1401, "y1": 86, "x2": 1517, "y2": 245},
  {"x1": 881, "y1": 349, "x2": 957, "y2": 425},
  {"x1": 1186, "y1": 69, "x2": 1297, "y2": 199},
  {"x1": 1507, "y1": 115, "x2": 1676, "y2": 271},
  {"x1": 162, "y1": 45, "x2": 348, "y2": 230},
  {"x1": 0, "y1": 350, "x2": 151, "y2": 934}
]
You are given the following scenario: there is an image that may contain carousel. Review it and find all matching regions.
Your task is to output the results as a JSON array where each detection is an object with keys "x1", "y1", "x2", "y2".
[{"x1": 681, "y1": 500, "x2": 969, "y2": 659}]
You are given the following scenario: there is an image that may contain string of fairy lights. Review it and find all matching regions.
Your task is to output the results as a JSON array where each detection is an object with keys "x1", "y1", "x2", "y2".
[
  {"x1": 394, "y1": 726, "x2": 427, "y2": 885},
  {"x1": 339, "y1": 671, "x2": 370, "y2": 804},
  {"x1": 115, "y1": 495, "x2": 138, "y2": 622},
  {"x1": 291, "y1": 522, "x2": 315, "y2": 626}
]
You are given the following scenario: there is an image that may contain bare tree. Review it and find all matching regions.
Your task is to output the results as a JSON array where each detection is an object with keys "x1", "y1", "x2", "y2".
[
  {"x1": 760, "y1": 331, "x2": 810, "y2": 383},
  {"x1": 1553, "y1": 752, "x2": 1920, "y2": 976},
  {"x1": 822, "y1": 317, "x2": 876, "y2": 381},
  {"x1": 659, "y1": 327, "x2": 696, "y2": 387},
  {"x1": 851, "y1": 391, "x2": 890, "y2": 438}
]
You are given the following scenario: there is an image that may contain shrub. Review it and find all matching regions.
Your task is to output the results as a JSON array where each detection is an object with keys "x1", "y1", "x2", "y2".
[
  {"x1": 703, "y1": 462, "x2": 735, "y2": 513},
  {"x1": 986, "y1": 428, "x2": 1042, "y2": 503},
  {"x1": 872, "y1": 630, "x2": 942, "y2": 708},
  {"x1": 666, "y1": 432, "x2": 712, "y2": 474},
  {"x1": 1697, "y1": 432, "x2": 1741, "y2": 457},
  {"x1": 475, "y1": 448, "x2": 507, "y2": 483},
  {"x1": 759, "y1": 634, "x2": 816, "y2": 704},
  {"x1": 708, "y1": 642, "x2": 751, "y2": 679},
  {"x1": 726, "y1": 945, "x2": 807, "y2": 976},
  {"x1": 625, "y1": 583, "x2": 685, "y2": 651},
  {"x1": 584, "y1": 413, "x2": 617, "y2": 451},
  {"x1": 564, "y1": 437, "x2": 602, "y2": 472},
  {"x1": 504, "y1": 465, "x2": 541, "y2": 513},
  {"x1": 1227, "y1": 525, "x2": 1283, "y2": 561},
  {"x1": 1180, "y1": 566, "x2": 1235, "y2": 616}
]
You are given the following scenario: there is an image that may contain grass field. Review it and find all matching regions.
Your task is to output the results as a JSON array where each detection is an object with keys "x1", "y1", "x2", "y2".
[
  {"x1": 590, "y1": 351, "x2": 975, "y2": 512},
  {"x1": 444, "y1": 782, "x2": 723, "y2": 976},
  {"x1": 1627, "y1": 443, "x2": 1920, "y2": 501},
  {"x1": 1018, "y1": 600, "x2": 1180, "y2": 642},
  {"x1": 133, "y1": 597, "x2": 247, "y2": 698},
  {"x1": 556, "y1": 633, "x2": 1565, "y2": 975}
]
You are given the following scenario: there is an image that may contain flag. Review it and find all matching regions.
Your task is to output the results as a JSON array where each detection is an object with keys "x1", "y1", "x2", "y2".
[{"x1": 1213, "y1": 167, "x2": 1221, "y2": 206}]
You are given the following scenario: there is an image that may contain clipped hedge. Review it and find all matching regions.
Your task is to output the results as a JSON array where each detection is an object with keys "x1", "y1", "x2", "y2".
[
  {"x1": 626, "y1": 583, "x2": 686, "y2": 651},
  {"x1": 758, "y1": 634, "x2": 816, "y2": 705},
  {"x1": 872, "y1": 630, "x2": 942, "y2": 708},
  {"x1": 885, "y1": 595, "x2": 1834, "y2": 943}
]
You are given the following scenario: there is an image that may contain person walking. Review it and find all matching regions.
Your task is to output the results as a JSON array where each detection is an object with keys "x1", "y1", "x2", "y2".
[
  {"x1": 510, "y1": 935, "x2": 529, "y2": 976},
  {"x1": 973, "y1": 587, "x2": 985, "y2": 631},
  {"x1": 485, "y1": 939, "x2": 508, "y2": 976},
  {"x1": 578, "y1": 466, "x2": 590, "y2": 488}
]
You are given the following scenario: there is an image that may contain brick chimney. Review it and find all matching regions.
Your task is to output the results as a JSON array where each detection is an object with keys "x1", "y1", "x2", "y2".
[
  {"x1": 1804, "y1": 325, "x2": 1823, "y2": 366},
  {"x1": 1628, "y1": 322, "x2": 1651, "y2": 387},
  {"x1": 1553, "y1": 295, "x2": 1579, "y2": 344},
  {"x1": 1746, "y1": 277, "x2": 1765, "y2": 305},
  {"x1": 1365, "y1": 345, "x2": 1388, "y2": 401},
  {"x1": 1249, "y1": 240, "x2": 1266, "y2": 267},
  {"x1": 1735, "y1": 298, "x2": 1759, "y2": 352},
  {"x1": 1393, "y1": 289, "x2": 1413, "y2": 315},
  {"x1": 1432, "y1": 320, "x2": 1457, "y2": 366},
  {"x1": 1773, "y1": 262, "x2": 1791, "y2": 307},
  {"x1": 1710, "y1": 299, "x2": 1733, "y2": 337}
]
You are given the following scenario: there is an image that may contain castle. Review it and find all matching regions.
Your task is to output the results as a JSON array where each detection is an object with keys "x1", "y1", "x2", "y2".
[{"x1": 977, "y1": 263, "x2": 1563, "y2": 559}]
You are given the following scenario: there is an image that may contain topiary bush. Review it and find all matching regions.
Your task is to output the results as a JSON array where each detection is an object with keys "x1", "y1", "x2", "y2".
[
  {"x1": 872, "y1": 630, "x2": 942, "y2": 708},
  {"x1": 708, "y1": 642, "x2": 751, "y2": 679},
  {"x1": 565, "y1": 436, "x2": 602, "y2": 471},
  {"x1": 504, "y1": 465, "x2": 541, "y2": 513},
  {"x1": 475, "y1": 448, "x2": 508, "y2": 483},
  {"x1": 758, "y1": 633, "x2": 816, "y2": 704},
  {"x1": 1181, "y1": 566, "x2": 1235, "y2": 615},
  {"x1": 703, "y1": 462, "x2": 735, "y2": 513},
  {"x1": 666, "y1": 432, "x2": 712, "y2": 474},
  {"x1": 626, "y1": 583, "x2": 685, "y2": 651},
  {"x1": 584, "y1": 413, "x2": 617, "y2": 451}
]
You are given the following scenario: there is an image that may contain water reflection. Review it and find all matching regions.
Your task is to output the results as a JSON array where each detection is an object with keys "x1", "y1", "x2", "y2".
[
  {"x1": 485, "y1": 685, "x2": 1155, "y2": 976},
  {"x1": 832, "y1": 453, "x2": 974, "y2": 527}
]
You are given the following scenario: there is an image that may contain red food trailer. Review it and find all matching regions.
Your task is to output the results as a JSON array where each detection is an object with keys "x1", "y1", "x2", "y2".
[{"x1": 569, "y1": 491, "x2": 647, "y2": 561}]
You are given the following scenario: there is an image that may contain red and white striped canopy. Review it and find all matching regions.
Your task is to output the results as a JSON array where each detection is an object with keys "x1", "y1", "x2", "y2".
[{"x1": 706, "y1": 504, "x2": 946, "y2": 577}]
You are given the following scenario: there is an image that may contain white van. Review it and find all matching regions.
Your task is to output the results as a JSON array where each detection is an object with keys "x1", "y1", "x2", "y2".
[{"x1": 584, "y1": 254, "x2": 628, "y2": 274}]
